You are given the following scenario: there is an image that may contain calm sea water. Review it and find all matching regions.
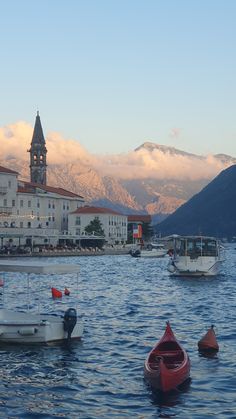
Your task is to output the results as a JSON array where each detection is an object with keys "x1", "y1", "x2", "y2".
[{"x1": 0, "y1": 244, "x2": 235, "y2": 418}]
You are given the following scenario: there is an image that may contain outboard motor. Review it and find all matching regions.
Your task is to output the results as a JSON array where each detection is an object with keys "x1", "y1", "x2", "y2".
[{"x1": 63, "y1": 308, "x2": 77, "y2": 341}]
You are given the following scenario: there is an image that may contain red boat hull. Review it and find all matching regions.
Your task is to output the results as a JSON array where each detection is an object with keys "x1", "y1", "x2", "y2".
[
  {"x1": 198, "y1": 326, "x2": 219, "y2": 352},
  {"x1": 144, "y1": 322, "x2": 190, "y2": 392}
]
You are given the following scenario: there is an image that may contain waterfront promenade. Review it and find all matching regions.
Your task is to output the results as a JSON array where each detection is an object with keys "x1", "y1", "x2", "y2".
[{"x1": 0, "y1": 246, "x2": 130, "y2": 258}]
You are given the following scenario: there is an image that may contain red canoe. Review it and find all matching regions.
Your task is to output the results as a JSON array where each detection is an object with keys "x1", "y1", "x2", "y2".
[
  {"x1": 198, "y1": 325, "x2": 219, "y2": 352},
  {"x1": 144, "y1": 322, "x2": 190, "y2": 392}
]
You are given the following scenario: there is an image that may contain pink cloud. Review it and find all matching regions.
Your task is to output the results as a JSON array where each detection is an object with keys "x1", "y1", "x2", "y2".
[{"x1": 0, "y1": 121, "x2": 231, "y2": 182}]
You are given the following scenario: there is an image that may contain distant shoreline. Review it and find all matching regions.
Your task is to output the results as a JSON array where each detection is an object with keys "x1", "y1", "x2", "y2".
[{"x1": 0, "y1": 248, "x2": 130, "y2": 258}]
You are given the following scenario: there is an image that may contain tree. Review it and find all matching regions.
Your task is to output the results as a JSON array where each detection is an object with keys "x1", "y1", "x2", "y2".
[
  {"x1": 84, "y1": 218, "x2": 105, "y2": 237},
  {"x1": 142, "y1": 221, "x2": 153, "y2": 240}
]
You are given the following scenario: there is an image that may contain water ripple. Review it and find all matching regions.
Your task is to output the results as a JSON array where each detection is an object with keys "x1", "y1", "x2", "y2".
[{"x1": 0, "y1": 246, "x2": 235, "y2": 418}]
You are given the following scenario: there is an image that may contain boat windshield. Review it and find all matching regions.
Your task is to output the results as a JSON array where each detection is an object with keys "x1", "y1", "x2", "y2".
[{"x1": 177, "y1": 238, "x2": 219, "y2": 257}]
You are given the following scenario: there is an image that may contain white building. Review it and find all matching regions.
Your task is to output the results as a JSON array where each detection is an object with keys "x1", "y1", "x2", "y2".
[
  {"x1": 0, "y1": 165, "x2": 84, "y2": 248},
  {"x1": 68, "y1": 206, "x2": 128, "y2": 244},
  {"x1": 0, "y1": 166, "x2": 18, "y2": 227}
]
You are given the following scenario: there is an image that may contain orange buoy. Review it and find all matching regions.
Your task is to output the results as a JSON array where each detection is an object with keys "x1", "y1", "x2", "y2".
[
  {"x1": 51, "y1": 287, "x2": 63, "y2": 298},
  {"x1": 198, "y1": 325, "x2": 219, "y2": 352},
  {"x1": 64, "y1": 287, "x2": 70, "y2": 296}
]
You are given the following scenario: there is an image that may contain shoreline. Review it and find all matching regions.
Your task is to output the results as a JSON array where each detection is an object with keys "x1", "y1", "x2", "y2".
[{"x1": 0, "y1": 248, "x2": 130, "y2": 258}]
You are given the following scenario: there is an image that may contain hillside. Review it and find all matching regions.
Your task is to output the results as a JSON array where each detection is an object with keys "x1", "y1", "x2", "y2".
[
  {"x1": 1, "y1": 142, "x2": 236, "y2": 218},
  {"x1": 156, "y1": 165, "x2": 236, "y2": 237}
]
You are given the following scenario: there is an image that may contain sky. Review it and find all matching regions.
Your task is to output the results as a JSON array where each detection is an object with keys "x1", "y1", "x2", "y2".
[{"x1": 1, "y1": 0, "x2": 236, "y2": 157}]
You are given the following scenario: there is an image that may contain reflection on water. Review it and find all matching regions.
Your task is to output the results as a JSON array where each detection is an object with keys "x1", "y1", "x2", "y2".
[
  {"x1": 147, "y1": 378, "x2": 191, "y2": 418},
  {"x1": 0, "y1": 246, "x2": 235, "y2": 418}
]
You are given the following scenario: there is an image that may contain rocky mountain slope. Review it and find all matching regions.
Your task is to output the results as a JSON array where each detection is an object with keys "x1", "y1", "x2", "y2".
[{"x1": 1, "y1": 142, "x2": 236, "y2": 217}]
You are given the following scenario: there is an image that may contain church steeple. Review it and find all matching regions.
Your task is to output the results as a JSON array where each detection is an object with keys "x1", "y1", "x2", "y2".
[{"x1": 28, "y1": 112, "x2": 47, "y2": 185}]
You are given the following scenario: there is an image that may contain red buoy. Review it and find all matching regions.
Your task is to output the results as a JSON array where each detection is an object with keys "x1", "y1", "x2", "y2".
[
  {"x1": 64, "y1": 287, "x2": 70, "y2": 296},
  {"x1": 51, "y1": 287, "x2": 63, "y2": 298},
  {"x1": 198, "y1": 325, "x2": 219, "y2": 352}
]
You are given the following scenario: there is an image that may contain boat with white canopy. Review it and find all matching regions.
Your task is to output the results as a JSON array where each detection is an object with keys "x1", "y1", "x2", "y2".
[
  {"x1": 167, "y1": 235, "x2": 224, "y2": 277},
  {"x1": 0, "y1": 261, "x2": 83, "y2": 344}
]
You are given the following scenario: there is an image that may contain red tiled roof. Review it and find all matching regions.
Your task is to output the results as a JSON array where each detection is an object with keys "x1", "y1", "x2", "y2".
[
  {"x1": 128, "y1": 214, "x2": 152, "y2": 223},
  {"x1": 17, "y1": 181, "x2": 84, "y2": 199},
  {"x1": 0, "y1": 165, "x2": 18, "y2": 175},
  {"x1": 72, "y1": 206, "x2": 125, "y2": 216}
]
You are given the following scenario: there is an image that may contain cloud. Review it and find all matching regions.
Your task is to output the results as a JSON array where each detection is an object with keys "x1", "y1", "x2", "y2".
[
  {"x1": 0, "y1": 121, "x2": 94, "y2": 166},
  {"x1": 0, "y1": 121, "x2": 231, "y2": 181},
  {"x1": 46, "y1": 132, "x2": 95, "y2": 166},
  {"x1": 0, "y1": 121, "x2": 32, "y2": 160},
  {"x1": 93, "y1": 148, "x2": 227, "y2": 180},
  {"x1": 169, "y1": 127, "x2": 181, "y2": 139}
]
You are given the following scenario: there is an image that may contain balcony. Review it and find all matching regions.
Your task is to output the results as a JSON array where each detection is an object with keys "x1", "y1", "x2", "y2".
[{"x1": 0, "y1": 206, "x2": 12, "y2": 215}]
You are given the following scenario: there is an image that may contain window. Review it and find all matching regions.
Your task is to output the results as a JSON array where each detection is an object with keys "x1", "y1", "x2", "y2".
[
  {"x1": 20, "y1": 222, "x2": 23, "y2": 228},
  {"x1": 75, "y1": 216, "x2": 81, "y2": 226},
  {"x1": 37, "y1": 201, "x2": 40, "y2": 208},
  {"x1": 28, "y1": 200, "x2": 31, "y2": 208},
  {"x1": 20, "y1": 200, "x2": 23, "y2": 208},
  {"x1": 12, "y1": 200, "x2": 15, "y2": 207},
  {"x1": 8, "y1": 180, "x2": 11, "y2": 188},
  {"x1": 48, "y1": 201, "x2": 51, "y2": 209},
  {"x1": 27, "y1": 222, "x2": 31, "y2": 228},
  {"x1": 3, "y1": 199, "x2": 7, "y2": 207},
  {"x1": 76, "y1": 228, "x2": 80, "y2": 235}
]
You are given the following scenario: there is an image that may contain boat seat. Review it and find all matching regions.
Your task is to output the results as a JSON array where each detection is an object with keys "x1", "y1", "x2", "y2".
[
  {"x1": 158, "y1": 350, "x2": 182, "y2": 357},
  {"x1": 165, "y1": 362, "x2": 181, "y2": 369},
  {"x1": 149, "y1": 362, "x2": 160, "y2": 370},
  {"x1": 157, "y1": 350, "x2": 184, "y2": 362}
]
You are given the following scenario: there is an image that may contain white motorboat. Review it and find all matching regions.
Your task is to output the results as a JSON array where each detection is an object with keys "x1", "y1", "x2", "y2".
[
  {"x1": 167, "y1": 235, "x2": 224, "y2": 277},
  {"x1": 140, "y1": 243, "x2": 167, "y2": 258},
  {"x1": 130, "y1": 243, "x2": 167, "y2": 258},
  {"x1": 0, "y1": 261, "x2": 83, "y2": 344}
]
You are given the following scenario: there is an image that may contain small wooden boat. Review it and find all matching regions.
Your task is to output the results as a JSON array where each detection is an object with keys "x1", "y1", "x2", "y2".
[
  {"x1": 144, "y1": 322, "x2": 190, "y2": 392},
  {"x1": 198, "y1": 325, "x2": 219, "y2": 353}
]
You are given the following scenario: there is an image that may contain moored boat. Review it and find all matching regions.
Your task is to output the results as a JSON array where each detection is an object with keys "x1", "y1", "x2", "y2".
[
  {"x1": 144, "y1": 322, "x2": 190, "y2": 392},
  {"x1": 167, "y1": 235, "x2": 224, "y2": 277},
  {"x1": 198, "y1": 325, "x2": 219, "y2": 353},
  {"x1": 0, "y1": 261, "x2": 83, "y2": 344},
  {"x1": 140, "y1": 243, "x2": 167, "y2": 258},
  {"x1": 130, "y1": 243, "x2": 167, "y2": 258}
]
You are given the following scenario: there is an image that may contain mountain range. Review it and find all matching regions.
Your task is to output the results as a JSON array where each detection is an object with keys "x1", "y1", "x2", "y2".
[
  {"x1": 157, "y1": 164, "x2": 236, "y2": 238},
  {"x1": 1, "y1": 142, "x2": 236, "y2": 220}
]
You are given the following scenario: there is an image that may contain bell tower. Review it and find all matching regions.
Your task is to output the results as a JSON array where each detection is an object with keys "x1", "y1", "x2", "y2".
[{"x1": 28, "y1": 111, "x2": 47, "y2": 185}]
